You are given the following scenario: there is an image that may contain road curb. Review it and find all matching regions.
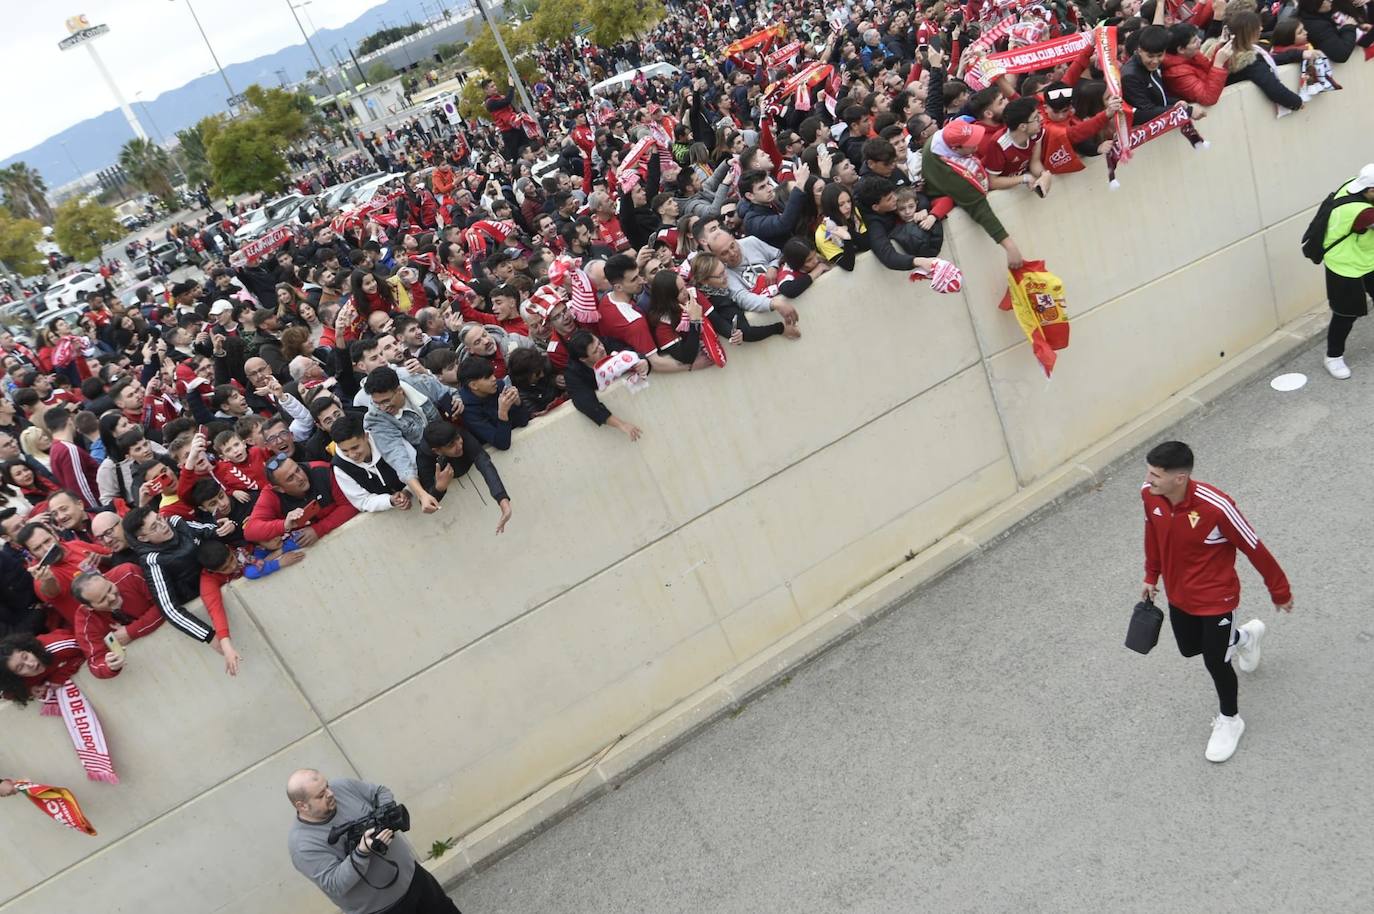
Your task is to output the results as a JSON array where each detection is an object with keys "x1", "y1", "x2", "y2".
[{"x1": 430, "y1": 305, "x2": 1327, "y2": 890}]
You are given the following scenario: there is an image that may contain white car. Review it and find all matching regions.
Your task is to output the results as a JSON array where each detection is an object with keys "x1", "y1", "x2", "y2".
[
  {"x1": 46, "y1": 271, "x2": 105, "y2": 307},
  {"x1": 590, "y1": 63, "x2": 682, "y2": 97},
  {"x1": 234, "y1": 193, "x2": 313, "y2": 241},
  {"x1": 318, "y1": 173, "x2": 385, "y2": 212},
  {"x1": 348, "y1": 174, "x2": 403, "y2": 207}
]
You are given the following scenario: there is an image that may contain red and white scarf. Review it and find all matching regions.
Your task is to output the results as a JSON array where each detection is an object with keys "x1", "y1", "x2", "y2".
[
  {"x1": 677, "y1": 290, "x2": 727, "y2": 367},
  {"x1": 1094, "y1": 26, "x2": 1134, "y2": 169},
  {"x1": 1105, "y1": 102, "x2": 1205, "y2": 186},
  {"x1": 41, "y1": 680, "x2": 118, "y2": 784}
]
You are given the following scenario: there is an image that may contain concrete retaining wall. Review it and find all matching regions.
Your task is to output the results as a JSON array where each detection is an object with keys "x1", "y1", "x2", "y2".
[{"x1": 2, "y1": 59, "x2": 1367, "y2": 914}]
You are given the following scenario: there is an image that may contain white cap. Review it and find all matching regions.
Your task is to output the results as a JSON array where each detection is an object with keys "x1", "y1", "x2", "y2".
[
  {"x1": 1350, "y1": 164, "x2": 1374, "y2": 193},
  {"x1": 209, "y1": 299, "x2": 234, "y2": 316}
]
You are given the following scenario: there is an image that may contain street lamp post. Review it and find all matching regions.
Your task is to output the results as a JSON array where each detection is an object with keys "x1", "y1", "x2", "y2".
[
  {"x1": 59, "y1": 140, "x2": 82, "y2": 185},
  {"x1": 169, "y1": 0, "x2": 238, "y2": 107},
  {"x1": 135, "y1": 92, "x2": 189, "y2": 187},
  {"x1": 286, "y1": 0, "x2": 340, "y2": 95}
]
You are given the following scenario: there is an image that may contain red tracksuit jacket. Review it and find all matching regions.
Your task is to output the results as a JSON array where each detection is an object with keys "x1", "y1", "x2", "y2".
[{"x1": 1142, "y1": 479, "x2": 1291, "y2": 615}]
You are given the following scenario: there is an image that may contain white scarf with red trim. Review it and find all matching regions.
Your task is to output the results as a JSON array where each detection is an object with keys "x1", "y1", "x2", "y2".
[{"x1": 41, "y1": 680, "x2": 118, "y2": 784}]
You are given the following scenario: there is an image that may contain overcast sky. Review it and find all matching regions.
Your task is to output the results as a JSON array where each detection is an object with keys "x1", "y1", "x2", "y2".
[{"x1": 0, "y1": 0, "x2": 390, "y2": 161}]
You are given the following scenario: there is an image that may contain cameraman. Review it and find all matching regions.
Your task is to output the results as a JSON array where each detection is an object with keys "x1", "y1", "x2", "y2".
[{"x1": 287, "y1": 769, "x2": 462, "y2": 914}]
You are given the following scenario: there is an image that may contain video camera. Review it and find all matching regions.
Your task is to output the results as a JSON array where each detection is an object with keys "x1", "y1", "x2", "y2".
[{"x1": 327, "y1": 801, "x2": 411, "y2": 857}]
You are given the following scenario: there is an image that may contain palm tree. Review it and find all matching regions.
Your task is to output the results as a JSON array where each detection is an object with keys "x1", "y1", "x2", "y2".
[
  {"x1": 0, "y1": 163, "x2": 54, "y2": 224},
  {"x1": 117, "y1": 138, "x2": 176, "y2": 205}
]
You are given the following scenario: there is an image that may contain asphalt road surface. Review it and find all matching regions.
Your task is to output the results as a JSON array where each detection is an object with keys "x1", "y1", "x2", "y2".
[{"x1": 453, "y1": 332, "x2": 1374, "y2": 914}]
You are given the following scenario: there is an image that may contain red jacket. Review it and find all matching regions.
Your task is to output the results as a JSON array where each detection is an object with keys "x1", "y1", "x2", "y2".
[
  {"x1": 242, "y1": 461, "x2": 358, "y2": 544},
  {"x1": 72, "y1": 563, "x2": 164, "y2": 678},
  {"x1": 1161, "y1": 52, "x2": 1228, "y2": 106},
  {"x1": 1142, "y1": 479, "x2": 1291, "y2": 615},
  {"x1": 35, "y1": 540, "x2": 112, "y2": 628},
  {"x1": 21, "y1": 630, "x2": 85, "y2": 695}
]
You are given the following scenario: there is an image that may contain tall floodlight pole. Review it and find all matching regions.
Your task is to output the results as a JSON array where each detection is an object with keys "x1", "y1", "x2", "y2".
[
  {"x1": 286, "y1": 0, "x2": 339, "y2": 94},
  {"x1": 168, "y1": 1, "x2": 238, "y2": 106},
  {"x1": 473, "y1": 0, "x2": 533, "y2": 114},
  {"x1": 58, "y1": 15, "x2": 148, "y2": 141}
]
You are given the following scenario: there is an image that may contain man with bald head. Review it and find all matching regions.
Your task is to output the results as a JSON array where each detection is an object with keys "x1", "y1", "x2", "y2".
[
  {"x1": 90, "y1": 511, "x2": 138, "y2": 565},
  {"x1": 704, "y1": 229, "x2": 800, "y2": 326},
  {"x1": 287, "y1": 768, "x2": 460, "y2": 914}
]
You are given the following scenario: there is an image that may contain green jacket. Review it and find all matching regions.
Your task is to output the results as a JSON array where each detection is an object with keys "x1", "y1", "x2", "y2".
[
  {"x1": 1323, "y1": 179, "x2": 1374, "y2": 278},
  {"x1": 920, "y1": 136, "x2": 1008, "y2": 244}
]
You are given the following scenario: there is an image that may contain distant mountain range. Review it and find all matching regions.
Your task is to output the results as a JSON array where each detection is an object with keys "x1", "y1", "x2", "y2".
[{"x1": 3, "y1": 0, "x2": 491, "y2": 190}]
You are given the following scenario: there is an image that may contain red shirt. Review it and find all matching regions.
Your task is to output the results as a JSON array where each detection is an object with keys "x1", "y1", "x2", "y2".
[
  {"x1": 981, "y1": 127, "x2": 1041, "y2": 177},
  {"x1": 594, "y1": 214, "x2": 631, "y2": 252},
  {"x1": 242, "y1": 462, "x2": 358, "y2": 544},
  {"x1": 49, "y1": 439, "x2": 101, "y2": 510},
  {"x1": 72, "y1": 563, "x2": 164, "y2": 679},
  {"x1": 595, "y1": 294, "x2": 657, "y2": 356},
  {"x1": 34, "y1": 540, "x2": 112, "y2": 628},
  {"x1": 1142, "y1": 479, "x2": 1291, "y2": 615},
  {"x1": 21, "y1": 630, "x2": 85, "y2": 694}
]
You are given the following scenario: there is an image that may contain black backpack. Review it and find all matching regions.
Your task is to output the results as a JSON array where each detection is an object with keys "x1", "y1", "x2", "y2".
[{"x1": 1301, "y1": 188, "x2": 1365, "y2": 264}]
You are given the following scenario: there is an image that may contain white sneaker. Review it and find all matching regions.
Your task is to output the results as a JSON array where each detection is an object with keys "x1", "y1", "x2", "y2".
[
  {"x1": 1325, "y1": 356, "x2": 1352, "y2": 379},
  {"x1": 1236, "y1": 619, "x2": 1266, "y2": 673},
  {"x1": 1205, "y1": 714, "x2": 1245, "y2": 763}
]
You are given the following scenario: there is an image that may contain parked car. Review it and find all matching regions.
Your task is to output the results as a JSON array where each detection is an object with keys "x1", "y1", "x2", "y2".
[
  {"x1": 0, "y1": 301, "x2": 36, "y2": 327},
  {"x1": 234, "y1": 193, "x2": 315, "y2": 241},
  {"x1": 590, "y1": 63, "x2": 682, "y2": 97},
  {"x1": 348, "y1": 174, "x2": 404, "y2": 207},
  {"x1": 116, "y1": 280, "x2": 167, "y2": 317},
  {"x1": 318, "y1": 173, "x2": 385, "y2": 212},
  {"x1": 45, "y1": 271, "x2": 106, "y2": 307}
]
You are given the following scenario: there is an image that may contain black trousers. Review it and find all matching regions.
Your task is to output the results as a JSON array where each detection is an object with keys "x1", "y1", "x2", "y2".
[
  {"x1": 501, "y1": 127, "x2": 528, "y2": 161},
  {"x1": 382, "y1": 866, "x2": 461, "y2": 914},
  {"x1": 1169, "y1": 604, "x2": 1237, "y2": 717}
]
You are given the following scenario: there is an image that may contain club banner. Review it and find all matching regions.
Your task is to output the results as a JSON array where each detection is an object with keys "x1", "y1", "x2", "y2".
[
  {"x1": 13, "y1": 780, "x2": 98, "y2": 836},
  {"x1": 233, "y1": 225, "x2": 292, "y2": 267},
  {"x1": 985, "y1": 32, "x2": 1091, "y2": 78},
  {"x1": 723, "y1": 23, "x2": 785, "y2": 62},
  {"x1": 330, "y1": 188, "x2": 405, "y2": 233},
  {"x1": 765, "y1": 40, "x2": 803, "y2": 71},
  {"x1": 762, "y1": 62, "x2": 833, "y2": 116},
  {"x1": 1105, "y1": 102, "x2": 1206, "y2": 185}
]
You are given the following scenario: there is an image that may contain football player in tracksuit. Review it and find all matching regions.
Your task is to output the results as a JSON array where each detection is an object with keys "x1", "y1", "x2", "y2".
[{"x1": 1140, "y1": 441, "x2": 1293, "y2": 763}]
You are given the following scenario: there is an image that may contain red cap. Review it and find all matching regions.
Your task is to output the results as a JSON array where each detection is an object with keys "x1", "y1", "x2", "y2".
[{"x1": 942, "y1": 120, "x2": 986, "y2": 149}]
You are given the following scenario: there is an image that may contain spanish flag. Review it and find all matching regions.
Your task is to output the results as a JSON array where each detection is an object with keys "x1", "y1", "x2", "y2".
[{"x1": 999, "y1": 261, "x2": 1070, "y2": 378}]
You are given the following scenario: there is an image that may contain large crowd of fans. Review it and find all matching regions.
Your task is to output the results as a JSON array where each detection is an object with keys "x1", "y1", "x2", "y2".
[{"x1": 1, "y1": 0, "x2": 1368, "y2": 718}]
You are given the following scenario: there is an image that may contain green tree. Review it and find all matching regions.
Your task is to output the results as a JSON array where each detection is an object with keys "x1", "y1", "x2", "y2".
[
  {"x1": 53, "y1": 198, "x2": 122, "y2": 263},
  {"x1": 434, "y1": 41, "x2": 468, "y2": 62},
  {"x1": 461, "y1": 21, "x2": 539, "y2": 120},
  {"x1": 118, "y1": 137, "x2": 177, "y2": 206},
  {"x1": 0, "y1": 207, "x2": 46, "y2": 276},
  {"x1": 530, "y1": 0, "x2": 585, "y2": 44},
  {"x1": 207, "y1": 121, "x2": 288, "y2": 195},
  {"x1": 464, "y1": 21, "x2": 536, "y2": 78},
  {"x1": 366, "y1": 61, "x2": 399, "y2": 84},
  {"x1": 176, "y1": 116, "x2": 223, "y2": 187},
  {"x1": 0, "y1": 163, "x2": 54, "y2": 225},
  {"x1": 585, "y1": 0, "x2": 664, "y2": 45},
  {"x1": 243, "y1": 85, "x2": 316, "y2": 144}
]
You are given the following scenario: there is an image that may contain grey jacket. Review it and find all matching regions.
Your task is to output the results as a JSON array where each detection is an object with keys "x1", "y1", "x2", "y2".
[
  {"x1": 363, "y1": 381, "x2": 439, "y2": 483},
  {"x1": 676, "y1": 159, "x2": 734, "y2": 219},
  {"x1": 287, "y1": 778, "x2": 418, "y2": 914},
  {"x1": 724, "y1": 235, "x2": 783, "y2": 312}
]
